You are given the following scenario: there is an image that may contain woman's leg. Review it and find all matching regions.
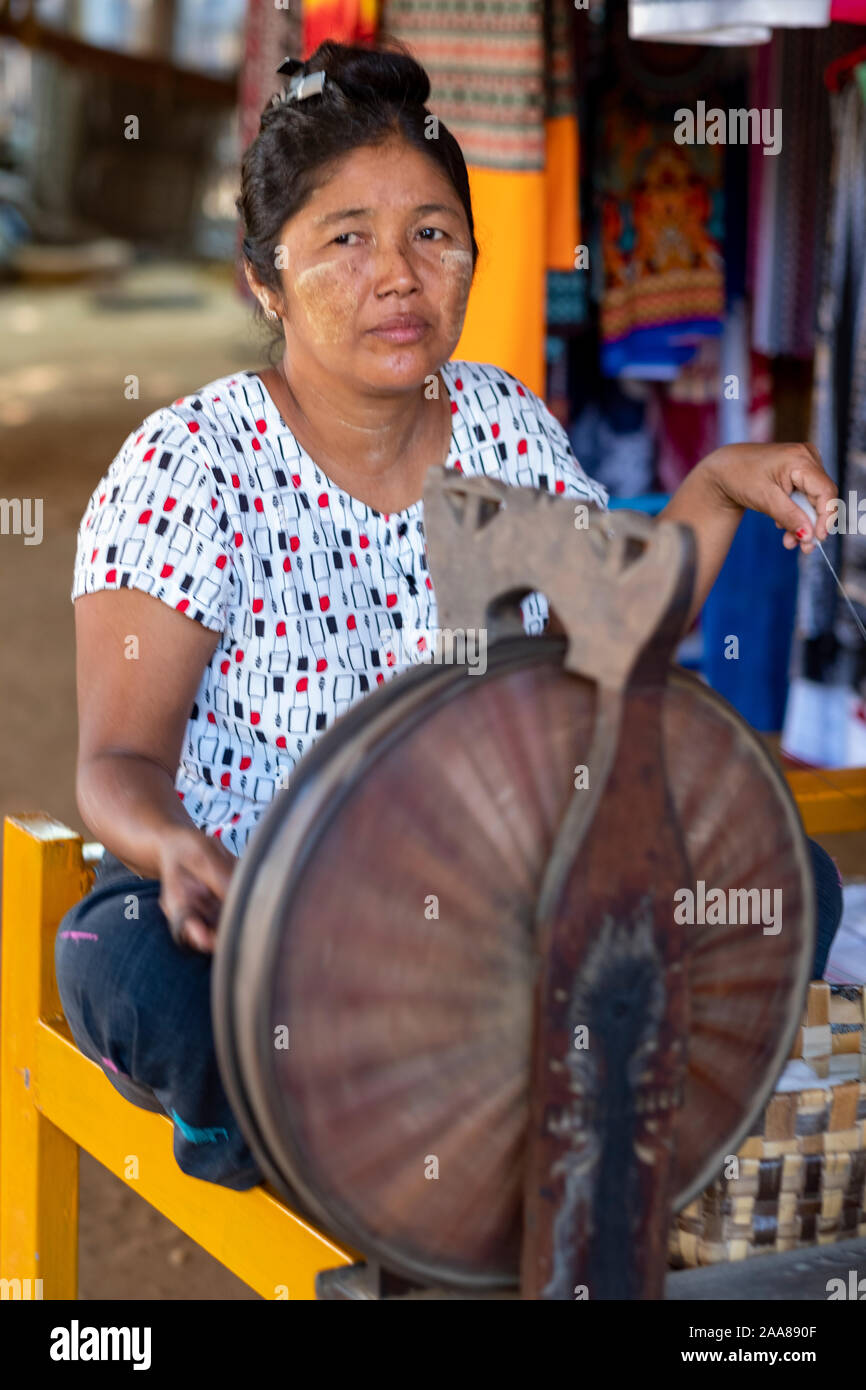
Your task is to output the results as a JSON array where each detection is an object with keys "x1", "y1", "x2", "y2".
[
  {"x1": 807, "y1": 838, "x2": 844, "y2": 980},
  {"x1": 54, "y1": 851, "x2": 264, "y2": 1191}
]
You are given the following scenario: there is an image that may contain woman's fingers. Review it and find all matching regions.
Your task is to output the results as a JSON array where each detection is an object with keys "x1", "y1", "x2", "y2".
[
  {"x1": 777, "y1": 491, "x2": 816, "y2": 543},
  {"x1": 787, "y1": 459, "x2": 837, "y2": 543},
  {"x1": 181, "y1": 835, "x2": 237, "y2": 902},
  {"x1": 154, "y1": 827, "x2": 238, "y2": 955},
  {"x1": 163, "y1": 899, "x2": 218, "y2": 954},
  {"x1": 160, "y1": 869, "x2": 225, "y2": 954},
  {"x1": 178, "y1": 912, "x2": 217, "y2": 955}
]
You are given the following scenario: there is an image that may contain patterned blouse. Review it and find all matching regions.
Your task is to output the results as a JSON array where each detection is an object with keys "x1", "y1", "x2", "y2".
[{"x1": 71, "y1": 360, "x2": 609, "y2": 857}]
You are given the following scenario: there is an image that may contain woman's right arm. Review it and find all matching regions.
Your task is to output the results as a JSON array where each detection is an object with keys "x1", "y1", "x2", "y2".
[{"x1": 73, "y1": 588, "x2": 236, "y2": 952}]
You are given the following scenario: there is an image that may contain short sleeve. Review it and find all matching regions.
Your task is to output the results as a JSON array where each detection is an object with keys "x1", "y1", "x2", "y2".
[
  {"x1": 71, "y1": 407, "x2": 234, "y2": 632},
  {"x1": 517, "y1": 378, "x2": 610, "y2": 511}
]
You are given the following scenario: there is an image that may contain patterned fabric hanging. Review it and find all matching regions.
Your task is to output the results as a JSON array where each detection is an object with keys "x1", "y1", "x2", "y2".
[
  {"x1": 797, "y1": 78, "x2": 866, "y2": 664},
  {"x1": 748, "y1": 26, "x2": 864, "y2": 360},
  {"x1": 381, "y1": 0, "x2": 582, "y2": 395},
  {"x1": 597, "y1": 87, "x2": 725, "y2": 379}
]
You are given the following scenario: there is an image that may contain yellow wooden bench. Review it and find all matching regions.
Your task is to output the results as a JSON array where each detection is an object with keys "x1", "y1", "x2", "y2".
[
  {"x1": 1, "y1": 767, "x2": 864, "y2": 1299},
  {"x1": 0, "y1": 814, "x2": 357, "y2": 1301}
]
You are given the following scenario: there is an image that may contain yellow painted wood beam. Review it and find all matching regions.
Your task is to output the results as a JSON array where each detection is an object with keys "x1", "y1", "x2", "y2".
[
  {"x1": 1, "y1": 816, "x2": 85, "y2": 1299},
  {"x1": 784, "y1": 767, "x2": 866, "y2": 836},
  {"x1": 1, "y1": 814, "x2": 355, "y2": 1302},
  {"x1": 34, "y1": 1022, "x2": 356, "y2": 1300}
]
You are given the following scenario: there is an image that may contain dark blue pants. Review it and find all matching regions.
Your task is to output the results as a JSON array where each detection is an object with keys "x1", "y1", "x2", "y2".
[
  {"x1": 54, "y1": 850, "x2": 263, "y2": 1190},
  {"x1": 54, "y1": 839, "x2": 844, "y2": 1191}
]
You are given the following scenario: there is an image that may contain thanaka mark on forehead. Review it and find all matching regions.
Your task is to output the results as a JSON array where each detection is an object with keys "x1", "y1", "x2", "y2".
[{"x1": 313, "y1": 202, "x2": 461, "y2": 228}]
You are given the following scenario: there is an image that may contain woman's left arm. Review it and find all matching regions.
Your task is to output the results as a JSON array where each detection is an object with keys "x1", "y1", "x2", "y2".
[{"x1": 659, "y1": 442, "x2": 839, "y2": 632}]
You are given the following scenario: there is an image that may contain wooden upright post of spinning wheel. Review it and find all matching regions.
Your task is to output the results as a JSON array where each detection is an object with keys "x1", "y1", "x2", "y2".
[{"x1": 213, "y1": 468, "x2": 815, "y2": 1300}]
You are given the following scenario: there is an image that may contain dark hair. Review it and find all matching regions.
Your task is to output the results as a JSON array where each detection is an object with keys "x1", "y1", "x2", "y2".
[{"x1": 237, "y1": 40, "x2": 479, "y2": 356}]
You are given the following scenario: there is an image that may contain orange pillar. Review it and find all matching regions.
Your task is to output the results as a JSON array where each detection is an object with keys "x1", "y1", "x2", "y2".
[{"x1": 455, "y1": 115, "x2": 580, "y2": 398}]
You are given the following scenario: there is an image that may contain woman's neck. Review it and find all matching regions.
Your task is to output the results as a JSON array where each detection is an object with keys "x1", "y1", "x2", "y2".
[{"x1": 258, "y1": 359, "x2": 452, "y2": 513}]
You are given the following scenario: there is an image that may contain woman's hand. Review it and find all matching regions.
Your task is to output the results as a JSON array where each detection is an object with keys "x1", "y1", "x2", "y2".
[
  {"x1": 659, "y1": 440, "x2": 839, "y2": 631},
  {"x1": 156, "y1": 825, "x2": 238, "y2": 955},
  {"x1": 701, "y1": 441, "x2": 838, "y2": 553}
]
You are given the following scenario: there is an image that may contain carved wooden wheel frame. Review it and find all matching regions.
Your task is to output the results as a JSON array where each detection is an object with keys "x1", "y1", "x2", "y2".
[{"x1": 213, "y1": 468, "x2": 815, "y2": 1299}]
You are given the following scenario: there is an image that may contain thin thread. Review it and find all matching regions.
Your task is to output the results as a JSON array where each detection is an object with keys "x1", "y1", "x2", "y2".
[{"x1": 814, "y1": 538, "x2": 866, "y2": 647}]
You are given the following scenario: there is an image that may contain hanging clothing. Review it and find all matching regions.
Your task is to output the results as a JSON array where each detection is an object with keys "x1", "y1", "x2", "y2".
[
  {"x1": 568, "y1": 381, "x2": 656, "y2": 498},
  {"x1": 382, "y1": 0, "x2": 582, "y2": 395},
  {"x1": 797, "y1": 79, "x2": 866, "y2": 671},
  {"x1": 748, "y1": 26, "x2": 863, "y2": 360},
  {"x1": 647, "y1": 322, "x2": 773, "y2": 493},
  {"x1": 597, "y1": 87, "x2": 725, "y2": 378},
  {"x1": 831, "y1": 1, "x2": 866, "y2": 19},
  {"x1": 831, "y1": 81, "x2": 866, "y2": 648},
  {"x1": 697, "y1": 303, "x2": 800, "y2": 733},
  {"x1": 628, "y1": 0, "x2": 831, "y2": 45}
]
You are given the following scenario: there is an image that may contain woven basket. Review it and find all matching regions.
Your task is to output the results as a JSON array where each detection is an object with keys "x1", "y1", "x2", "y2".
[
  {"x1": 670, "y1": 985, "x2": 866, "y2": 1266},
  {"x1": 788, "y1": 982, "x2": 866, "y2": 1079}
]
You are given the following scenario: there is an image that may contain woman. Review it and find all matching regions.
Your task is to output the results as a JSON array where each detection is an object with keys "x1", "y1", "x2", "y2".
[{"x1": 57, "y1": 41, "x2": 843, "y2": 1191}]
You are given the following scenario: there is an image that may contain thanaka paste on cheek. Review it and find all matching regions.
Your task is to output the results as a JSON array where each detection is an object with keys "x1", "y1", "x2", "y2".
[
  {"x1": 293, "y1": 261, "x2": 360, "y2": 345},
  {"x1": 437, "y1": 248, "x2": 473, "y2": 341}
]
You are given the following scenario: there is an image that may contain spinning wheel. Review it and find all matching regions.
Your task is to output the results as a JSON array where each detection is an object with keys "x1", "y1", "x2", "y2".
[{"x1": 213, "y1": 470, "x2": 815, "y2": 1299}]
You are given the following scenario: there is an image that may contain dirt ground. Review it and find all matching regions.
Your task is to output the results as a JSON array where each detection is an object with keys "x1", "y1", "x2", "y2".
[{"x1": 1, "y1": 260, "x2": 264, "y2": 1299}]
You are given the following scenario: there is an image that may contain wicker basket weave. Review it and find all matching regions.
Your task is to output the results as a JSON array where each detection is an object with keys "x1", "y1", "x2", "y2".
[
  {"x1": 787, "y1": 981, "x2": 866, "y2": 1078},
  {"x1": 670, "y1": 985, "x2": 866, "y2": 1266}
]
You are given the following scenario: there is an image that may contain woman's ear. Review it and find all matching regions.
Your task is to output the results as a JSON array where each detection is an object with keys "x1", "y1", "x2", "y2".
[
  {"x1": 243, "y1": 258, "x2": 286, "y2": 324},
  {"x1": 243, "y1": 260, "x2": 271, "y2": 314}
]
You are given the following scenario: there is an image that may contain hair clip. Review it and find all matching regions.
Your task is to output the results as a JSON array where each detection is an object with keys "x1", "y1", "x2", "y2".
[
  {"x1": 274, "y1": 56, "x2": 327, "y2": 103},
  {"x1": 276, "y1": 57, "x2": 305, "y2": 77},
  {"x1": 287, "y1": 69, "x2": 327, "y2": 101}
]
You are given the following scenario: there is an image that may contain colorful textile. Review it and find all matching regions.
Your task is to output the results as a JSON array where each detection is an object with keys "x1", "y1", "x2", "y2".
[
  {"x1": 797, "y1": 80, "x2": 866, "y2": 668},
  {"x1": 648, "y1": 308, "x2": 773, "y2": 492},
  {"x1": 70, "y1": 362, "x2": 608, "y2": 856},
  {"x1": 568, "y1": 381, "x2": 655, "y2": 499},
  {"x1": 651, "y1": 394, "x2": 718, "y2": 495},
  {"x1": 383, "y1": 0, "x2": 575, "y2": 172},
  {"x1": 382, "y1": 0, "x2": 582, "y2": 393},
  {"x1": 303, "y1": 0, "x2": 378, "y2": 53},
  {"x1": 831, "y1": 0, "x2": 866, "y2": 19},
  {"x1": 597, "y1": 95, "x2": 725, "y2": 378},
  {"x1": 748, "y1": 28, "x2": 859, "y2": 360},
  {"x1": 629, "y1": 0, "x2": 831, "y2": 45}
]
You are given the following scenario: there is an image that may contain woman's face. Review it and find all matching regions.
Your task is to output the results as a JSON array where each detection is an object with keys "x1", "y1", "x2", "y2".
[{"x1": 260, "y1": 135, "x2": 475, "y2": 393}]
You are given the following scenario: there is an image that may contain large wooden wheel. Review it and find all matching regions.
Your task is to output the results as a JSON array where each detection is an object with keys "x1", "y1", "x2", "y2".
[{"x1": 212, "y1": 472, "x2": 815, "y2": 1297}]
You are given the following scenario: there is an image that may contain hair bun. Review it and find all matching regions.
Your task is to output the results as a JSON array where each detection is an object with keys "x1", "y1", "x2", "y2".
[{"x1": 309, "y1": 40, "x2": 431, "y2": 108}]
